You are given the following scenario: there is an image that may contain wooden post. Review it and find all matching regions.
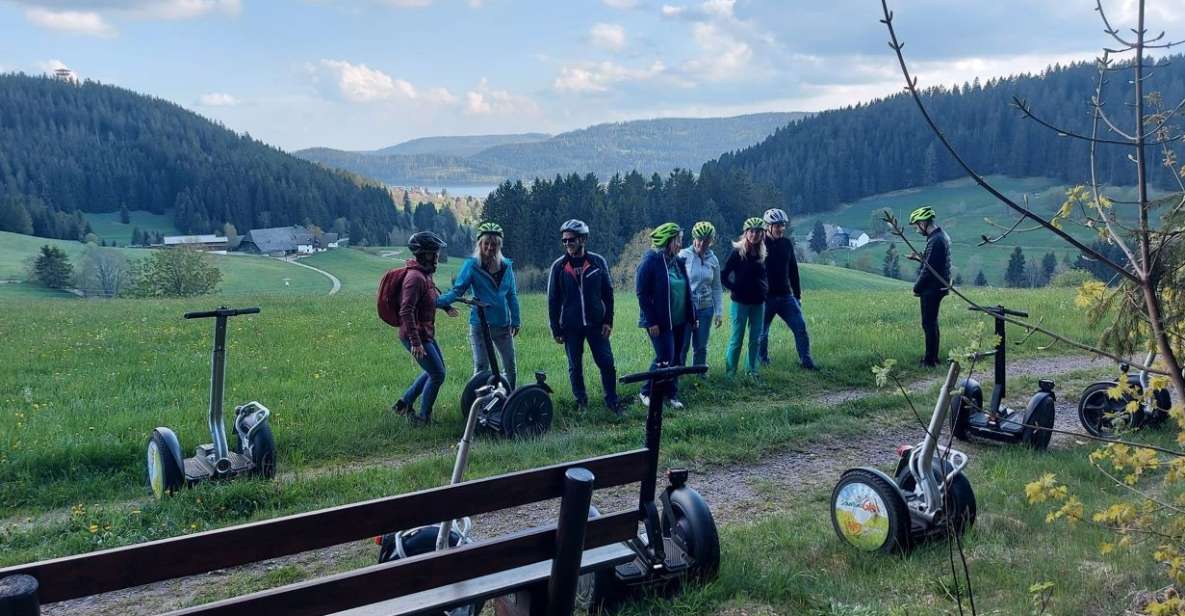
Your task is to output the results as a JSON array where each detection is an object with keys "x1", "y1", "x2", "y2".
[
  {"x1": 547, "y1": 467, "x2": 594, "y2": 616},
  {"x1": 0, "y1": 574, "x2": 39, "y2": 616}
]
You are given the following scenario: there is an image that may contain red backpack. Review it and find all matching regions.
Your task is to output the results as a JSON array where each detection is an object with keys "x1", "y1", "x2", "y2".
[{"x1": 377, "y1": 267, "x2": 409, "y2": 327}]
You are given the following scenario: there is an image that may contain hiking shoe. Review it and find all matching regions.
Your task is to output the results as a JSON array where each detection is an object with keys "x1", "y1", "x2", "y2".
[
  {"x1": 667, "y1": 397, "x2": 685, "y2": 410},
  {"x1": 638, "y1": 393, "x2": 651, "y2": 408},
  {"x1": 607, "y1": 400, "x2": 628, "y2": 417},
  {"x1": 575, "y1": 400, "x2": 589, "y2": 413},
  {"x1": 391, "y1": 400, "x2": 413, "y2": 416},
  {"x1": 802, "y1": 361, "x2": 818, "y2": 371},
  {"x1": 409, "y1": 413, "x2": 431, "y2": 426}
]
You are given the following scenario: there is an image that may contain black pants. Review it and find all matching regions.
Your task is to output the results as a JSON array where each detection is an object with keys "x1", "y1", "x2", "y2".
[{"x1": 920, "y1": 293, "x2": 945, "y2": 365}]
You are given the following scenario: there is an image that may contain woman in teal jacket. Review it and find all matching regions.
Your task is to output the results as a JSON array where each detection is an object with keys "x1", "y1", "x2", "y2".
[{"x1": 437, "y1": 222, "x2": 522, "y2": 387}]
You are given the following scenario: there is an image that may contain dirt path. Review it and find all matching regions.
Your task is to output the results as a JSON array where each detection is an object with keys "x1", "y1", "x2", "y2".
[{"x1": 36, "y1": 354, "x2": 1110, "y2": 615}]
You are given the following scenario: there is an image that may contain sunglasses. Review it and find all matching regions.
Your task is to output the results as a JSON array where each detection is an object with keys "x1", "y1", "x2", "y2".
[{"x1": 561, "y1": 237, "x2": 581, "y2": 245}]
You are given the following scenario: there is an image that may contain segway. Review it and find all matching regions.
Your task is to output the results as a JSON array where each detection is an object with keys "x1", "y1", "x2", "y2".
[
  {"x1": 455, "y1": 297, "x2": 554, "y2": 437},
  {"x1": 375, "y1": 366, "x2": 487, "y2": 616},
  {"x1": 950, "y1": 305, "x2": 1057, "y2": 450},
  {"x1": 1079, "y1": 351, "x2": 1173, "y2": 437},
  {"x1": 146, "y1": 307, "x2": 276, "y2": 499},
  {"x1": 583, "y1": 364, "x2": 720, "y2": 612},
  {"x1": 832, "y1": 361, "x2": 976, "y2": 554}
]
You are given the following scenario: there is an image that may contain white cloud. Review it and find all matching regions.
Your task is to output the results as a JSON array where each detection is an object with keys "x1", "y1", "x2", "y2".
[
  {"x1": 130, "y1": 0, "x2": 241, "y2": 20},
  {"x1": 682, "y1": 22, "x2": 751, "y2": 80},
  {"x1": 465, "y1": 78, "x2": 538, "y2": 115},
  {"x1": 424, "y1": 87, "x2": 459, "y2": 104},
  {"x1": 590, "y1": 23, "x2": 626, "y2": 51},
  {"x1": 314, "y1": 59, "x2": 418, "y2": 103},
  {"x1": 602, "y1": 0, "x2": 637, "y2": 8},
  {"x1": 198, "y1": 92, "x2": 239, "y2": 106},
  {"x1": 25, "y1": 8, "x2": 115, "y2": 36},
  {"x1": 554, "y1": 60, "x2": 667, "y2": 93},
  {"x1": 700, "y1": 0, "x2": 733, "y2": 18},
  {"x1": 660, "y1": 4, "x2": 684, "y2": 17}
]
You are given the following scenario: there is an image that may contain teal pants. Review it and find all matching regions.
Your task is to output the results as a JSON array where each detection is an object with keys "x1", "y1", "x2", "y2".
[{"x1": 725, "y1": 301, "x2": 766, "y2": 375}]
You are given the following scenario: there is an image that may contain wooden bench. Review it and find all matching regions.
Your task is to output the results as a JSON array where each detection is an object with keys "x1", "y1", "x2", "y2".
[{"x1": 0, "y1": 450, "x2": 649, "y2": 616}]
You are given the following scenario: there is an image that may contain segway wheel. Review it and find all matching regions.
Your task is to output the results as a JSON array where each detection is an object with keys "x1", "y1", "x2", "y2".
[
  {"x1": 147, "y1": 428, "x2": 184, "y2": 499},
  {"x1": 1022, "y1": 395, "x2": 1055, "y2": 450},
  {"x1": 1078, "y1": 382, "x2": 1134, "y2": 437},
  {"x1": 950, "y1": 380, "x2": 980, "y2": 441},
  {"x1": 460, "y1": 371, "x2": 492, "y2": 422},
  {"x1": 500, "y1": 386, "x2": 553, "y2": 438},
  {"x1": 246, "y1": 422, "x2": 277, "y2": 479},
  {"x1": 831, "y1": 468, "x2": 911, "y2": 554},
  {"x1": 578, "y1": 506, "x2": 630, "y2": 615},
  {"x1": 663, "y1": 487, "x2": 721, "y2": 581},
  {"x1": 895, "y1": 462, "x2": 977, "y2": 536}
]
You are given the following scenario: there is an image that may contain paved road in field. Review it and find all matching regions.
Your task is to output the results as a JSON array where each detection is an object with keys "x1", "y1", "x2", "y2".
[{"x1": 282, "y1": 256, "x2": 341, "y2": 295}]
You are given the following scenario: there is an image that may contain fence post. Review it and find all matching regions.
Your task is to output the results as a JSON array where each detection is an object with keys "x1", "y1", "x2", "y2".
[
  {"x1": 546, "y1": 467, "x2": 594, "y2": 616},
  {"x1": 0, "y1": 574, "x2": 40, "y2": 616}
]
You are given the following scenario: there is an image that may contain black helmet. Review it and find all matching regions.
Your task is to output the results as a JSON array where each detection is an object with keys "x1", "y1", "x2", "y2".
[{"x1": 408, "y1": 231, "x2": 446, "y2": 254}]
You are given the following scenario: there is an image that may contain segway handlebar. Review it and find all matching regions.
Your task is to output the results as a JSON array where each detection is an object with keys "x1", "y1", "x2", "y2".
[
  {"x1": 969, "y1": 305, "x2": 1028, "y2": 319},
  {"x1": 619, "y1": 365, "x2": 708, "y2": 384},
  {"x1": 452, "y1": 297, "x2": 490, "y2": 309},
  {"x1": 184, "y1": 306, "x2": 261, "y2": 320}
]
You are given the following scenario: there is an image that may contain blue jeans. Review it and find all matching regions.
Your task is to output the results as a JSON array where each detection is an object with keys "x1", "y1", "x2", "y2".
[
  {"x1": 679, "y1": 306, "x2": 716, "y2": 370},
  {"x1": 759, "y1": 294, "x2": 814, "y2": 367},
  {"x1": 562, "y1": 326, "x2": 619, "y2": 406},
  {"x1": 399, "y1": 338, "x2": 446, "y2": 419},
  {"x1": 642, "y1": 322, "x2": 689, "y2": 399}
]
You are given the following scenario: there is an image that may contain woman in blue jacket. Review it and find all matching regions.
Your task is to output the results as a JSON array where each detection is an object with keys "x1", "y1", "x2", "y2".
[
  {"x1": 636, "y1": 222, "x2": 697, "y2": 409},
  {"x1": 438, "y1": 222, "x2": 522, "y2": 387}
]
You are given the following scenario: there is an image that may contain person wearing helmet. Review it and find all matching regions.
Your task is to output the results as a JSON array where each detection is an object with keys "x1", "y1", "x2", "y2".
[
  {"x1": 636, "y1": 222, "x2": 697, "y2": 409},
  {"x1": 393, "y1": 231, "x2": 458, "y2": 425},
  {"x1": 907, "y1": 206, "x2": 951, "y2": 367},
  {"x1": 547, "y1": 219, "x2": 624, "y2": 414},
  {"x1": 759, "y1": 208, "x2": 816, "y2": 370},
  {"x1": 721, "y1": 218, "x2": 769, "y2": 377},
  {"x1": 437, "y1": 222, "x2": 522, "y2": 387},
  {"x1": 677, "y1": 221, "x2": 724, "y2": 371}
]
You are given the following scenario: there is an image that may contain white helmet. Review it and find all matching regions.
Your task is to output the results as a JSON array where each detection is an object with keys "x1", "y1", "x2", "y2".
[
  {"x1": 560, "y1": 219, "x2": 590, "y2": 236},
  {"x1": 763, "y1": 208, "x2": 789, "y2": 225}
]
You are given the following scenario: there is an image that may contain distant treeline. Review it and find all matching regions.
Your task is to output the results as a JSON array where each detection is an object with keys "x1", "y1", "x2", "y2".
[{"x1": 0, "y1": 74, "x2": 402, "y2": 244}]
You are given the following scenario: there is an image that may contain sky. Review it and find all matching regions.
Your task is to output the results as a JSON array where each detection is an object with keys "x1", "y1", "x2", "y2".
[{"x1": 3, "y1": 0, "x2": 1183, "y2": 152}]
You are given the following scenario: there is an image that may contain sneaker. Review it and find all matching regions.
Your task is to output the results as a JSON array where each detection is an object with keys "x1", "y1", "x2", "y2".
[
  {"x1": 409, "y1": 413, "x2": 431, "y2": 426},
  {"x1": 607, "y1": 400, "x2": 627, "y2": 417},
  {"x1": 802, "y1": 361, "x2": 818, "y2": 371},
  {"x1": 575, "y1": 400, "x2": 589, "y2": 413},
  {"x1": 390, "y1": 400, "x2": 413, "y2": 416},
  {"x1": 638, "y1": 393, "x2": 651, "y2": 407},
  {"x1": 667, "y1": 397, "x2": 685, "y2": 410}
]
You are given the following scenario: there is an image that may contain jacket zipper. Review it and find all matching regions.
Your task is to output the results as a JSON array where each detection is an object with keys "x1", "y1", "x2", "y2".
[
  {"x1": 578, "y1": 265, "x2": 591, "y2": 326},
  {"x1": 663, "y1": 254, "x2": 673, "y2": 329}
]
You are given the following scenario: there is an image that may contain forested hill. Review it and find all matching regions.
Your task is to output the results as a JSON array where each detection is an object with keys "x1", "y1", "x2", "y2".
[
  {"x1": 373, "y1": 133, "x2": 550, "y2": 158},
  {"x1": 712, "y1": 56, "x2": 1185, "y2": 215},
  {"x1": 0, "y1": 74, "x2": 399, "y2": 243},
  {"x1": 295, "y1": 112, "x2": 807, "y2": 185}
]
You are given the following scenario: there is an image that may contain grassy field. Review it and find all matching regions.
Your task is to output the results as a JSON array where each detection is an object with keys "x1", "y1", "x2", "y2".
[
  {"x1": 794, "y1": 176, "x2": 1156, "y2": 286},
  {"x1": 84, "y1": 210, "x2": 182, "y2": 246},
  {"x1": 0, "y1": 231, "x2": 329, "y2": 298}
]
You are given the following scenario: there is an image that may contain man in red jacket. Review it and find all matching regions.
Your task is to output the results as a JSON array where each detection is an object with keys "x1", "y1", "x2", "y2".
[{"x1": 392, "y1": 232, "x2": 457, "y2": 424}]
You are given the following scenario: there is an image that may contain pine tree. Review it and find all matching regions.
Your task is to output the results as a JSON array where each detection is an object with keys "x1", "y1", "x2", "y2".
[
  {"x1": 953, "y1": 273, "x2": 964, "y2": 286},
  {"x1": 119, "y1": 203, "x2": 130, "y2": 224},
  {"x1": 1005, "y1": 246, "x2": 1028, "y2": 287},
  {"x1": 809, "y1": 220, "x2": 828, "y2": 255},
  {"x1": 974, "y1": 270, "x2": 988, "y2": 287},
  {"x1": 883, "y1": 242, "x2": 902, "y2": 279},
  {"x1": 1042, "y1": 251, "x2": 1058, "y2": 283},
  {"x1": 131, "y1": 227, "x2": 143, "y2": 246},
  {"x1": 33, "y1": 245, "x2": 73, "y2": 289}
]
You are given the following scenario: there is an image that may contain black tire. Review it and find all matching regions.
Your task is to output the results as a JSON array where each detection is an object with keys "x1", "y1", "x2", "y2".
[
  {"x1": 895, "y1": 462, "x2": 976, "y2": 536},
  {"x1": 578, "y1": 506, "x2": 631, "y2": 615},
  {"x1": 147, "y1": 428, "x2": 184, "y2": 499},
  {"x1": 950, "y1": 380, "x2": 979, "y2": 441},
  {"x1": 1078, "y1": 381, "x2": 1135, "y2": 437},
  {"x1": 501, "y1": 386, "x2": 553, "y2": 438},
  {"x1": 831, "y1": 468, "x2": 912, "y2": 554},
  {"x1": 663, "y1": 487, "x2": 721, "y2": 582},
  {"x1": 460, "y1": 371, "x2": 492, "y2": 422},
  {"x1": 246, "y1": 422, "x2": 277, "y2": 479},
  {"x1": 1021, "y1": 394, "x2": 1055, "y2": 450}
]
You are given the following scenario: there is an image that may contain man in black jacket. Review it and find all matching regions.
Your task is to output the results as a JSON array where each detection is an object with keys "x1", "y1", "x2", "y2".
[
  {"x1": 547, "y1": 219, "x2": 624, "y2": 414},
  {"x1": 908, "y1": 206, "x2": 951, "y2": 367}
]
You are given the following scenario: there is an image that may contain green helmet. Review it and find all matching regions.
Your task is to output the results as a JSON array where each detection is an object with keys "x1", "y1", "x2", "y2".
[
  {"x1": 743, "y1": 217, "x2": 766, "y2": 232},
  {"x1": 650, "y1": 222, "x2": 682, "y2": 248},
  {"x1": 909, "y1": 206, "x2": 936, "y2": 224},
  {"x1": 476, "y1": 221, "x2": 503, "y2": 237},
  {"x1": 691, "y1": 221, "x2": 716, "y2": 239}
]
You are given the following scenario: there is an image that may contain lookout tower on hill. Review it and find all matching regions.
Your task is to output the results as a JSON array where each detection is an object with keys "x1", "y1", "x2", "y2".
[{"x1": 53, "y1": 67, "x2": 79, "y2": 85}]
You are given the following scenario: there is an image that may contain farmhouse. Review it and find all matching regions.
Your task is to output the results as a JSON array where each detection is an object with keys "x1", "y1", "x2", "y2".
[
  {"x1": 236, "y1": 226, "x2": 316, "y2": 256},
  {"x1": 162, "y1": 234, "x2": 229, "y2": 251}
]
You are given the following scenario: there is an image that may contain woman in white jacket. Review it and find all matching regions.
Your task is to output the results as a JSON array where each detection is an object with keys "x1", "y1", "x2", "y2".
[{"x1": 677, "y1": 221, "x2": 724, "y2": 370}]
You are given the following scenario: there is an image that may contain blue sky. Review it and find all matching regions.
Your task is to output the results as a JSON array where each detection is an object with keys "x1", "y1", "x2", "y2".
[{"x1": 3, "y1": 0, "x2": 1182, "y2": 151}]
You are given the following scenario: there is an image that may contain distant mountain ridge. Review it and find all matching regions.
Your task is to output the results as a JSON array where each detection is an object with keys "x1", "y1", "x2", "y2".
[
  {"x1": 370, "y1": 133, "x2": 551, "y2": 158},
  {"x1": 294, "y1": 112, "x2": 808, "y2": 185}
]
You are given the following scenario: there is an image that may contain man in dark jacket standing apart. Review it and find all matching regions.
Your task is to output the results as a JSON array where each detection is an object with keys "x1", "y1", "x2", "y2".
[
  {"x1": 548, "y1": 219, "x2": 625, "y2": 415},
  {"x1": 907, "y1": 206, "x2": 951, "y2": 367},
  {"x1": 759, "y1": 208, "x2": 817, "y2": 370}
]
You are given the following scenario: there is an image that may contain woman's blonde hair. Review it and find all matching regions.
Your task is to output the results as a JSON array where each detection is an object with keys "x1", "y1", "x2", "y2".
[
  {"x1": 474, "y1": 233, "x2": 504, "y2": 267},
  {"x1": 732, "y1": 233, "x2": 766, "y2": 261}
]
